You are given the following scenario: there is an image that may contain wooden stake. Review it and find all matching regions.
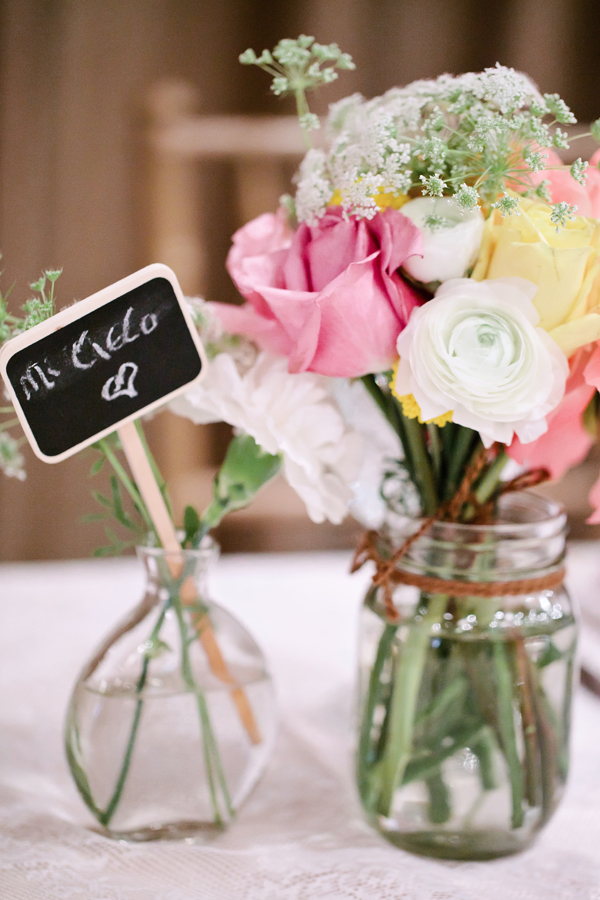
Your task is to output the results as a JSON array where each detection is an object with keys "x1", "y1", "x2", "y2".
[{"x1": 118, "y1": 419, "x2": 261, "y2": 744}]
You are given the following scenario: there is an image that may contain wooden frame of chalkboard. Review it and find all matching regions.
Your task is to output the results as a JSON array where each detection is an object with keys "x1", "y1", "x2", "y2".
[{"x1": 0, "y1": 263, "x2": 206, "y2": 463}]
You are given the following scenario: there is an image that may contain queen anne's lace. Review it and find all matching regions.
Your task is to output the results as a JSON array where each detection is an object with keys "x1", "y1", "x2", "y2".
[{"x1": 295, "y1": 65, "x2": 577, "y2": 224}]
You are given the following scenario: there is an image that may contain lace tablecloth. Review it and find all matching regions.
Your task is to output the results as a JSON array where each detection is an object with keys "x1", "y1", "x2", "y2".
[{"x1": 1, "y1": 547, "x2": 600, "y2": 900}]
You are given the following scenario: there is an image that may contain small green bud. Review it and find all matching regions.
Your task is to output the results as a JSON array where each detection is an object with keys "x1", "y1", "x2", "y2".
[
  {"x1": 524, "y1": 150, "x2": 546, "y2": 173},
  {"x1": 491, "y1": 192, "x2": 520, "y2": 217},
  {"x1": 30, "y1": 276, "x2": 46, "y2": 292},
  {"x1": 552, "y1": 128, "x2": 570, "y2": 149},
  {"x1": 543, "y1": 93, "x2": 577, "y2": 125},
  {"x1": 419, "y1": 174, "x2": 446, "y2": 198},
  {"x1": 337, "y1": 52, "x2": 355, "y2": 70},
  {"x1": 299, "y1": 112, "x2": 320, "y2": 132},
  {"x1": 271, "y1": 76, "x2": 289, "y2": 96},
  {"x1": 591, "y1": 119, "x2": 600, "y2": 142},
  {"x1": 423, "y1": 214, "x2": 450, "y2": 232},
  {"x1": 550, "y1": 200, "x2": 577, "y2": 230},
  {"x1": 239, "y1": 48, "x2": 257, "y2": 65},
  {"x1": 256, "y1": 49, "x2": 273, "y2": 65},
  {"x1": 454, "y1": 183, "x2": 479, "y2": 210},
  {"x1": 534, "y1": 179, "x2": 551, "y2": 202},
  {"x1": 529, "y1": 100, "x2": 548, "y2": 119},
  {"x1": 570, "y1": 158, "x2": 588, "y2": 185}
]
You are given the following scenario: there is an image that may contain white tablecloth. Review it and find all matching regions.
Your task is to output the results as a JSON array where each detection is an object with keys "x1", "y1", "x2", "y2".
[{"x1": 1, "y1": 548, "x2": 599, "y2": 900}]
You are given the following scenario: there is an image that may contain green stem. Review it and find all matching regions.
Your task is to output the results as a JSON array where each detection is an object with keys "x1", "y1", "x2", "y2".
[
  {"x1": 97, "y1": 600, "x2": 171, "y2": 827},
  {"x1": 193, "y1": 497, "x2": 233, "y2": 547},
  {"x1": 444, "y1": 427, "x2": 479, "y2": 500},
  {"x1": 357, "y1": 616, "x2": 398, "y2": 796},
  {"x1": 426, "y1": 423, "x2": 442, "y2": 491},
  {"x1": 360, "y1": 374, "x2": 418, "y2": 484},
  {"x1": 401, "y1": 415, "x2": 438, "y2": 515},
  {"x1": 134, "y1": 420, "x2": 172, "y2": 518},
  {"x1": 98, "y1": 438, "x2": 155, "y2": 535},
  {"x1": 295, "y1": 88, "x2": 312, "y2": 150},
  {"x1": 470, "y1": 726, "x2": 497, "y2": 791},
  {"x1": 473, "y1": 447, "x2": 508, "y2": 505},
  {"x1": 426, "y1": 771, "x2": 451, "y2": 824},
  {"x1": 402, "y1": 720, "x2": 485, "y2": 785},
  {"x1": 492, "y1": 641, "x2": 525, "y2": 828},
  {"x1": 376, "y1": 594, "x2": 447, "y2": 815},
  {"x1": 173, "y1": 599, "x2": 233, "y2": 822}
]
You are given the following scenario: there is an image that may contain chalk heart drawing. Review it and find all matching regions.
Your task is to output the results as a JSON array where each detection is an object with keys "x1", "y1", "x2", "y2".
[{"x1": 101, "y1": 361, "x2": 139, "y2": 401}]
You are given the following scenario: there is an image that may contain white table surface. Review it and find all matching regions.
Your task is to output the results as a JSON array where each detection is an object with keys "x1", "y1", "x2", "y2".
[{"x1": 0, "y1": 547, "x2": 599, "y2": 900}]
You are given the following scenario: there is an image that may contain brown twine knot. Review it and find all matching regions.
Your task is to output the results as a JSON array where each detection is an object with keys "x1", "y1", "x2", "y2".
[{"x1": 350, "y1": 445, "x2": 561, "y2": 622}]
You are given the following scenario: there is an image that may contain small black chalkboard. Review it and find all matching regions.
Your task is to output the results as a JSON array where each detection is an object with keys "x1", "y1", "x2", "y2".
[{"x1": 0, "y1": 264, "x2": 206, "y2": 462}]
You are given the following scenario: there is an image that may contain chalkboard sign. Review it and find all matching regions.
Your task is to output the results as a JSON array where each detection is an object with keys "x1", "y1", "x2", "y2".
[{"x1": 0, "y1": 264, "x2": 206, "y2": 463}]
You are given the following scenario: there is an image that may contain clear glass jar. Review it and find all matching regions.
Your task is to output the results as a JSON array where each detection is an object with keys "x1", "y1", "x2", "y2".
[
  {"x1": 65, "y1": 540, "x2": 277, "y2": 841},
  {"x1": 357, "y1": 492, "x2": 577, "y2": 860}
]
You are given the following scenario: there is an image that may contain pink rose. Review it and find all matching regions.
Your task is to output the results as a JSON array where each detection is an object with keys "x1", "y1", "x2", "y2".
[
  {"x1": 507, "y1": 348, "x2": 595, "y2": 480},
  {"x1": 529, "y1": 148, "x2": 600, "y2": 218},
  {"x1": 215, "y1": 206, "x2": 423, "y2": 377},
  {"x1": 582, "y1": 344, "x2": 600, "y2": 523}
]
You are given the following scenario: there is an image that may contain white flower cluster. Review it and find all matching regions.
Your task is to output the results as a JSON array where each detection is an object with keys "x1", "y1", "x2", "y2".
[{"x1": 294, "y1": 64, "x2": 574, "y2": 224}]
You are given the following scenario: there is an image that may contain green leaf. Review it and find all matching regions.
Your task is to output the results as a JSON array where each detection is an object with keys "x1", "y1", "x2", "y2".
[
  {"x1": 194, "y1": 433, "x2": 282, "y2": 541},
  {"x1": 109, "y1": 475, "x2": 136, "y2": 531},
  {"x1": 537, "y1": 640, "x2": 563, "y2": 668},
  {"x1": 81, "y1": 513, "x2": 109, "y2": 523},
  {"x1": 92, "y1": 491, "x2": 113, "y2": 510},
  {"x1": 90, "y1": 457, "x2": 105, "y2": 476},
  {"x1": 183, "y1": 504, "x2": 200, "y2": 546}
]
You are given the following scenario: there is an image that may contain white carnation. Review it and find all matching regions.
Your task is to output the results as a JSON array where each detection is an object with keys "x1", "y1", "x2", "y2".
[
  {"x1": 170, "y1": 352, "x2": 363, "y2": 524},
  {"x1": 331, "y1": 378, "x2": 402, "y2": 528},
  {"x1": 400, "y1": 197, "x2": 484, "y2": 284},
  {"x1": 394, "y1": 278, "x2": 568, "y2": 447}
]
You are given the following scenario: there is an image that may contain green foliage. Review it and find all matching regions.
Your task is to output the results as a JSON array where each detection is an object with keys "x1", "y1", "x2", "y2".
[
  {"x1": 240, "y1": 35, "x2": 355, "y2": 148},
  {"x1": 191, "y1": 433, "x2": 282, "y2": 545},
  {"x1": 20, "y1": 269, "x2": 62, "y2": 332},
  {"x1": 0, "y1": 265, "x2": 62, "y2": 482},
  {"x1": 87, "y1": 439, "x2": 148, "y2": 556},
  {"x1": 182, "y1": 504, "x2": 201, "y2": 548},
  {"x1": 291, "y1": 61, "x2": 599, "y2": 226}
]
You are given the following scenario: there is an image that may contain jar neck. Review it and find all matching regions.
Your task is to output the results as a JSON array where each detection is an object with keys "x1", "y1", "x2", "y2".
[
  {"x1": 136, "y1": 538, "x2": 219, "y2": 598},
  {"x1": 383, "y1": 492, "x2": 567, "y2": 581}
]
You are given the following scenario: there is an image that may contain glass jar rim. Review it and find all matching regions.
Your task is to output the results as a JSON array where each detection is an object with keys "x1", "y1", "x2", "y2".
[
  {"x1": 136, "y1": 535, "x2": 219, "y2": 562},
  {"x1": 384, "y1": 491, "x2": 567, "y2": 546}
]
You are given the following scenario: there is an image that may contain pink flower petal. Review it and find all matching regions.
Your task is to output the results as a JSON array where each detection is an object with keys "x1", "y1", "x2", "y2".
[
  {"x1": 587, "y1": 472, "x2": 600, "y2": 523},
  {"x1": 508, "y1": 349, "x2": 595, "y2": 479},
  {"x1": 223, "y1": 205, "x2": 424, "y2": 377}
]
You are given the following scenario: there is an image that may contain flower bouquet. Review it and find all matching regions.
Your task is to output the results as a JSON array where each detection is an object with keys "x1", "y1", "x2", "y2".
[{"x1": 174, "y1": 37, "x2": 600, "y2": 858}]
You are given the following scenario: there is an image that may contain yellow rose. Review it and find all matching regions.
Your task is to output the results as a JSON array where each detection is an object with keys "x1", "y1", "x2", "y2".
[{"x1": 471, "y1": 198, "x2": 600, "y2": 357}]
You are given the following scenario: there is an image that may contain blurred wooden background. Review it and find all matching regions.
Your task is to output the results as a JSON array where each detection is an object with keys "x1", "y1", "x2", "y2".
[{"x1": 0, "y1": 0, "x2": 599, "y2": 559}]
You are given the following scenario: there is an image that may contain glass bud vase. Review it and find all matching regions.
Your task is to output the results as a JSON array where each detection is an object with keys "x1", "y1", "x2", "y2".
[
  {"x1": 65, "y1": 540, "x2": 277, "y2": 841},
  {"x1": 357, "y1": 493, "x2": 577, "y2": 860}
]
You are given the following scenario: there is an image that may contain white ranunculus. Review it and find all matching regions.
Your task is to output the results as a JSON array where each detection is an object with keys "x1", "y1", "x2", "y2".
[
  {"x1": 400, "y1": 197, "x2": 484, "y2": 284},
  {"x1": 170, "y1": 351, "x2": 364, "y2": 524},
  {"x1": 394, "y1": 277, "x2": 569, "y2": 447}
]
